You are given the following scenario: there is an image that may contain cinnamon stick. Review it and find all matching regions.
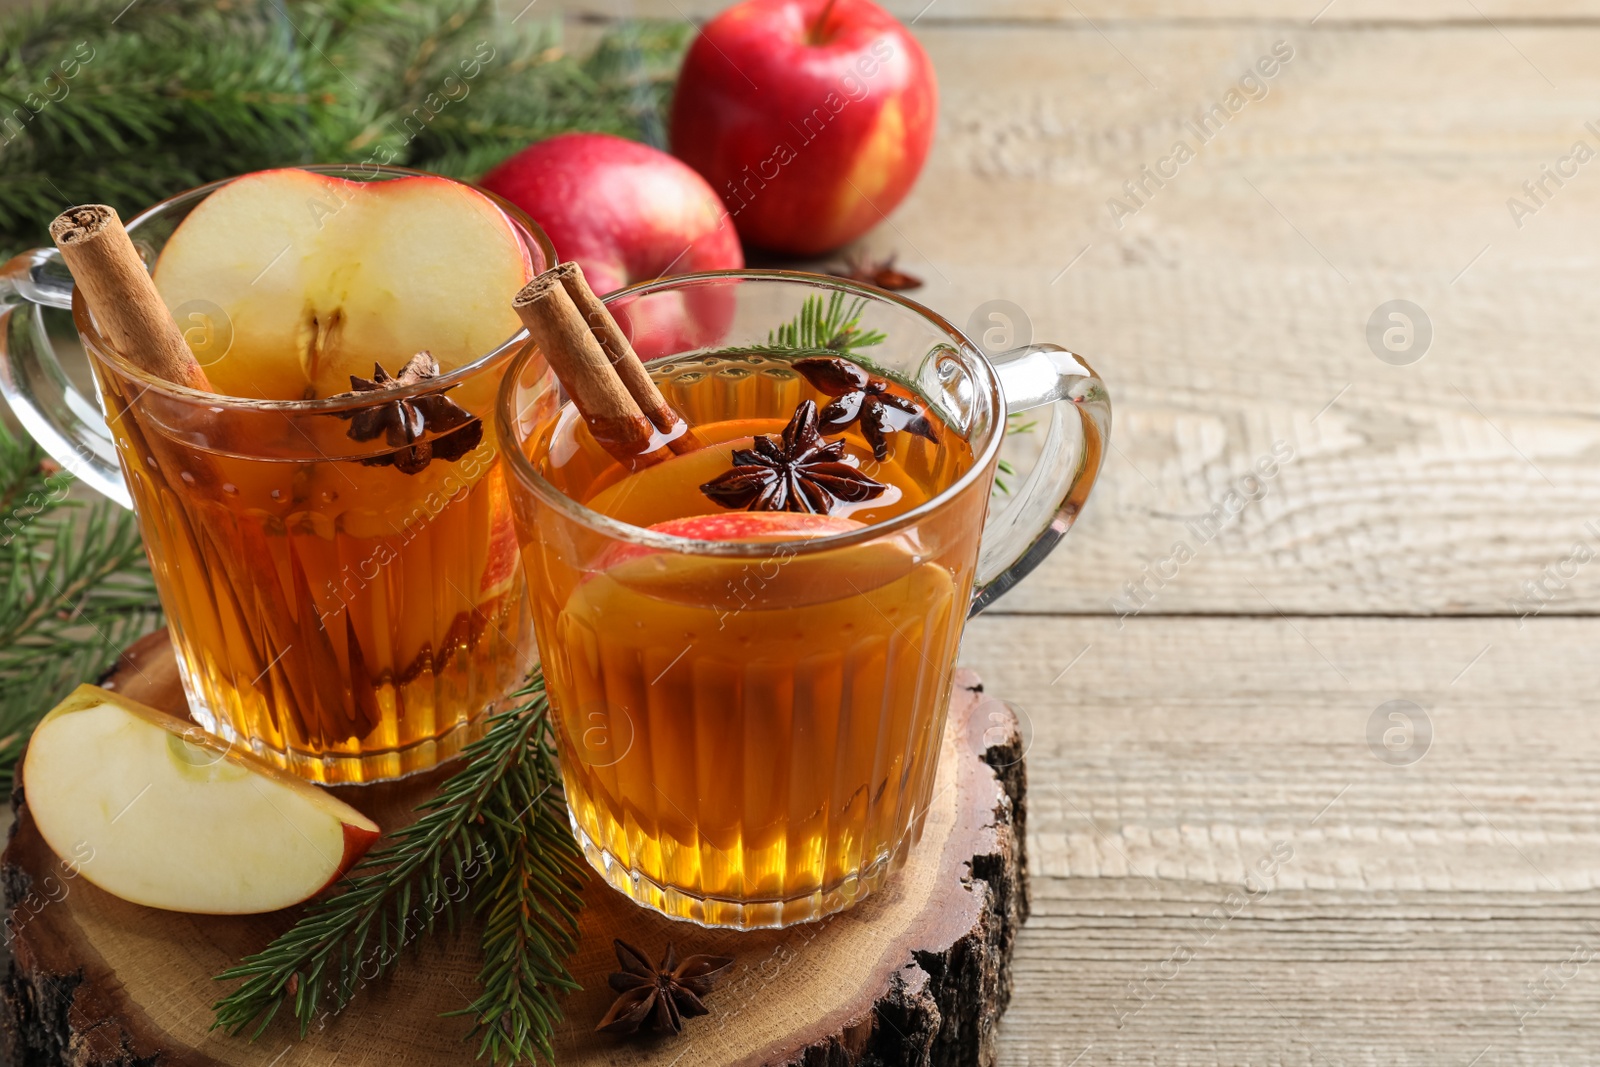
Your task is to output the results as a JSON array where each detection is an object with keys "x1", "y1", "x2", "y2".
[
  {"x1": 551, "y1": 261, "x2": 694, "y2": 454},
  {"x1": 513, "y1": 268, "x2": 666, "y2": 467},
  {"x1": 50, "y1": 206, "x2": 212, "y2": 392}
]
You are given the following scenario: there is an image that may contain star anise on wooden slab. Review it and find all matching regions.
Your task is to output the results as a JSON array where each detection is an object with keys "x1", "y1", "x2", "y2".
[
  {"x1": 331, "y1": 351, "x2": 482, "y2": 475},
  {"x1": 700, "y1": 400, "x2": 888, "y2": 514},
  {"x1": 791, "y1": 356, "x2": 938, "y2": 462},
  {"x1": 596, "y1": 939, "x2": 735, "y2": 1037},
  {"x1": 826, "y1": 252, "x2": 923, "y2": 292}
]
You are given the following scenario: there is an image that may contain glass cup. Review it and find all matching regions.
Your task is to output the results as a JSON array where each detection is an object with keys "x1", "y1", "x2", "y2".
[
  {"x1": 0, "y1": 166, "x2": 557, "y2": 783},
  {"x1": 498, "y1": 272, "x2": 1110, "y2": 928}
]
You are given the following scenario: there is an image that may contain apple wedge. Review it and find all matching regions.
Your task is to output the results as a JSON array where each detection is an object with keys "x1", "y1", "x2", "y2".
[
  {"x1": 22, "y1": 685, "x2": 379, "y2": 915},
  {"x1": 586, "y1": 511, "x2": 934, "y2": 609},
  {"x1": 478, "y1": 469, "x2": 521, "y2": 602},
  {"x1": 153, "y1": 167, "x2": 535, "y2": 401}
]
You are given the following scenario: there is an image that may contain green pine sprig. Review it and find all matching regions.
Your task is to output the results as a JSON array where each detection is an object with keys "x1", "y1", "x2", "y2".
[
  {"x1": 761, "y1": 291, "x2": 888, "y2": 355},
  {"x1": 0, "y1": 421, "x2": 163, "y2": 787},
  {"x1": 0, "y1": 0, "x2": 691, "y2": 256},
  {"x1": 449, "y1": 771, "x2": 586, "y2": 1065},
  {"x1": 211, "y1": 670, "x2": 587, "y2": 1065},
  {"x1": 0, "y1": 410, "x2": 588, "y2": 1063},
  {"x1": 751, "y1": 294, "x2": 1034, "y2": 497}
]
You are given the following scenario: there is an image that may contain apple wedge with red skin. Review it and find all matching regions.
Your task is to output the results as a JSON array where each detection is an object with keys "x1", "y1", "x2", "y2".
[
  {"x1": 586, "y1": 511, "x2": 930, "y2": 609},
  {"x1": 23, "y1": 685, "x2": 380, "y2": 915},
  {"x1": 478, "y1": 476, "x2": 521, "y2": 601},
  {"x1": 599, "y1": 511, "x2": 868, "y2": 571}
]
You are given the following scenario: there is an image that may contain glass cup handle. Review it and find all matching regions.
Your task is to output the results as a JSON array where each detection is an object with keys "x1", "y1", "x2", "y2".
[
  {"x1": 0, "y1": 247, "x2": 132, "y2": 508},
  {"x1": 971, "y1": 343, "x2": 1111, "y2": 615}
]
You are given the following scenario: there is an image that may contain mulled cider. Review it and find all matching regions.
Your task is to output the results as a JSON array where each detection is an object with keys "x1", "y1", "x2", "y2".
[
  {"x1": 510, "y1": 343, "x2": 988, "y2": 928},
  {"x1": 83, "y1": 167, "x2": 552, "y2": 783}
]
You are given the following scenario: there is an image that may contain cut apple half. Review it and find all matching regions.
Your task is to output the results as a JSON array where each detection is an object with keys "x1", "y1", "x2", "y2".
[
  {"x1": 153, "y1": 167, "x2": 536, "y2": 402},
  {"x1": 22, "y1": 685, "x2": 380, "y2": 915}
]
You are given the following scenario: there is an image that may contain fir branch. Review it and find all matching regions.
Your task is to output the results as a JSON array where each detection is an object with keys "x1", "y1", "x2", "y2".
[
  {"x1": 449, "y1": 761, "x2": 585, "y2": 1065},
  {"x1": 749, "y1": 296, "x2": 1037, "y2": 498},
  {"x1": 993, "y1": 413, "x2": 1040, "y2": 496},
  {"x1": 0, "y1": 422, "x2": 162, "y2": 788},
  {"x1": 0, "y1": 0, "x2": 691, "y2": 255},
  {"x1": 212, "y1": 671, "x2": 587, "y2": 1066},
  {"x1": 752, "y1": 291, "x2": 888, "y2": 358}
]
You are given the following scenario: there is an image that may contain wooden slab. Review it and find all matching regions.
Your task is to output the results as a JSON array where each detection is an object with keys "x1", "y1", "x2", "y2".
[
  {"x1": 0, "y1": 631, "x2": 1027, "y2": 1067},
  {"x1": 957, "y1": 613, "x2": 1600, "y2": 1066}
]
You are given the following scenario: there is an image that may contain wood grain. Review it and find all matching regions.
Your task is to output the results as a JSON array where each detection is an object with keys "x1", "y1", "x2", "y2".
[
  {"x1": 564, "y1": 14, "x2": 1600, "y2": 615},
  {"x1": 10, "y1": 5, "x2": 1595, "y2": 1066},
  {"x1": 1, "y1": 633, "x2": 1027, "y2": 1067},
  {"x1": 799, "y1": 21, "x2": 1600, "y2": 617},
  {"x1": 959, "y1": 614, "x2": 1600, "y2": 1065},
  {"x1": 559, "y1": 1, "x2": 1600, "y2": 24}
]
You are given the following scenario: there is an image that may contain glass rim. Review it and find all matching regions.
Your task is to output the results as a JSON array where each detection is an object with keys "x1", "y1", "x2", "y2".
[
  {"x1": 71, "y1": 163, "x2": 557, "y2": 414},
  {"x1": 495, "y1": 268, "x2": 1006, "y2": 559}
]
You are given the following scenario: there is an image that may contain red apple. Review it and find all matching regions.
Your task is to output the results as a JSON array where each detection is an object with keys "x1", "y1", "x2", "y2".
[
  {"x1": 480, "y1": 133, "x2": 742, "y2": 295},
  {"x1": 482, "y1": 133, "x2": 743, "y2": 359},
  {"x1": 23, "y1": 685, "x2": 380, "y2": 915},
  {"x1": 670, "y1": 0, "x2": 938, "y2": 256}
]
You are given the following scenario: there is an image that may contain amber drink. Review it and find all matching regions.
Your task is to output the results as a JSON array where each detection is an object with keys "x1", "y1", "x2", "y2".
[
  {"x1": 70, "y1": 166, "x2": 556, "y2": 783},
  {"x1": 97, "y1": 368, "x2": 532, "y2": 784},
  {"x1": 526, "y1": 352, "x2": 982, "y2": 927},
  {"x1": 503, "y1": 274, "x2": 1110, "y2": 928},
  {"x1": 505, "y1": 273, "x2": 1107, "y2": 927}
]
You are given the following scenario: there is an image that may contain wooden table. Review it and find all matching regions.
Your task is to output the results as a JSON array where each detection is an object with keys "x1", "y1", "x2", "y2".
[
  {"x1": 8, "y1": 1, "x2": 1597, "y2": 1063},
  {"x1": 571, "y1": 1, "x2": 1600, "y2": 1062}
]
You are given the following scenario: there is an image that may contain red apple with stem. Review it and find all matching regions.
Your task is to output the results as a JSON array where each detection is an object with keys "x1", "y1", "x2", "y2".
[{"x1": 670, "y1": 0, "x2": 938, "y2": 256}]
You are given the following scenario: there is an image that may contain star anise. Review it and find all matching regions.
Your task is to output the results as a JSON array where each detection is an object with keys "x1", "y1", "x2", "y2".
[
  {"x1": 596, "y1": 939, "x2": 735, "y2": 1037},
  {"x1": 332, "y1": 351, "x2": 482, "y2": 475},
  {"x1": 791, "y1": 356, "x2": 938, "y2": 461},
  {"x1": 826, "y1": 252, "x2": 923, "y2": 292},
  {"x1": 700, "y1": 400, "x2": 888, "y2": 514}
]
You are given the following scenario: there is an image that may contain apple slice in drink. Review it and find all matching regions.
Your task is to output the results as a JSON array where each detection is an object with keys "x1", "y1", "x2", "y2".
[
  {"x1": 152, "y1": 167, "x2": 535, "y2": 402},
  {"x1": 23, "y1": 685, "x2": 380, "y2": 915},
  {"x1": 478, "y1": 473, "x2": 521, "y2": 602},
  {"x1": 590, "y1": 512, "x2": 930, "y2": 609},
  {"x1": 590, "y1": 512, "x2": 865, "y2": 572}
]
